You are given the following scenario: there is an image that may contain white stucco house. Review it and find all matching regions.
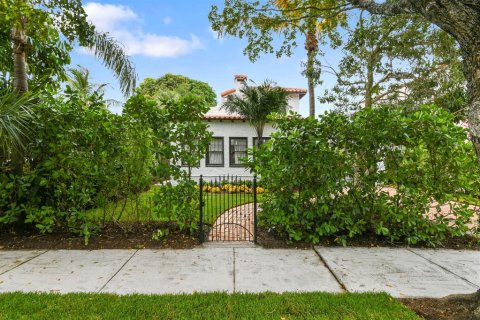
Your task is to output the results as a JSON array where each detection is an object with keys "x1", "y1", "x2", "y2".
[{"x1": 188, "y1": 74, "x2": 306, "y2": 178}]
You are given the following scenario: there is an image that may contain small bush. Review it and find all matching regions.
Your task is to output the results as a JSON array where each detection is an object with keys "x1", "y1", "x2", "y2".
[{"x1": 152, "y1": 180, "x2": 199, "y2": 233}]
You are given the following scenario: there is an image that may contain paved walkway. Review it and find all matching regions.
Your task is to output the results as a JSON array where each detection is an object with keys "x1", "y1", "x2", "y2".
[
  {"x1": 0, "y1": 245, "x2": 478, "y2": 298},
  {"x1": 379, "y1": 186, "x2": 479, "y2": 229},
  {"x1": 209, "y1": 204, "x2": 255, "y2": 241}
]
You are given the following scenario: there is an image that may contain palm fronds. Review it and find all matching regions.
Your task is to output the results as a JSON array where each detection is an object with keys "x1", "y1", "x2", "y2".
[
  {"x1": 0, "y1": 90, "x2": 35, "y2": 158},
  {"x1": 222, "y1": 79, "x2": 289, "y2": 124},
  {"x1": 221, "y1": 79, "x2": 289, "y2": 146},
  {"x1": 67, "y1": 66, "x2": 94, "y2": 98},
  {"x1": 84, "y1": 31, "x2": 137, "y2": 97}
]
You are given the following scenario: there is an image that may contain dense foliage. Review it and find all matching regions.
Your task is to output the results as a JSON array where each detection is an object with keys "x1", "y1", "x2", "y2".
[
  {"x1": 0, "y1": 85, "x2": 212, "y2": 241},
  {"x1": 321, "y1": 13, "x2": 465, "y2": 114},
  {"x1": 152, "y1": 180, "x2": 199, "y2": 233},
  {"x1": 250, "y1": 105, "x2": 479, "y2": 246},
  {"x1": 123, "y1": 93, "x2": 212, "y2": 179},
  {"x1": 136, "y1": 74, "x2": 217, "y2": 107},
  {"x1": 0, "y1": 89, "x2": 152, "y2": 239},
  {"x1": 1, "y1": 0, "x2": 136, "y2": 95}
]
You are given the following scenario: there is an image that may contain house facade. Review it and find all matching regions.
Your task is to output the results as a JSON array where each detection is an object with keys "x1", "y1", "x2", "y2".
[{"x1": 188, "y1": 75, "x2": 306, "y2": 178}]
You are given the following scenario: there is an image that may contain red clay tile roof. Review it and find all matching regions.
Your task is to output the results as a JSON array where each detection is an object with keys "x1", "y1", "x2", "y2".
[
  {"x1": 204, "y1": 114, "x2": 245, "y2": 120},
  {"x1": 220, "y1": 88, "x2": 236, "y2": 97},
  {"x1": 220, "y1": 87, "x2": 307, "y2": 98},
  {"x1": 282, "y1": 87, "x2": 308, "y2": 95},
  {"x1": 234, "y1": 74, "x2": 248, "y2": 81}
]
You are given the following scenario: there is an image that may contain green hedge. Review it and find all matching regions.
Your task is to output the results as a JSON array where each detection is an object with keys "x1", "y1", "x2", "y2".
[
  {"x1": 250, "y1": 105, "x2": 479, "y2": 246},
  {"x1": 0, "y1": 89, "x2": 211, "y2": 242}
]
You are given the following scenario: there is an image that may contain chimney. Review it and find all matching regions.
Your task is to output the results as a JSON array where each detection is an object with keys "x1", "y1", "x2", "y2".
[{"x1": 234, "y1": 74, "x2": 247, "y2": 90}]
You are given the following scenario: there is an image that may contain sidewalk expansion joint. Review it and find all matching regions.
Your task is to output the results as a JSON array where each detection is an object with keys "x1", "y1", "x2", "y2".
[
  {"x1": 408, "y1": 249, "x2": 479, "y2": 289},
  {"x1": 233, "y1": 247, "x2": 236, "y2": 293},
  {"x1": 0, "y1": 250, "x2": 48, "y2": 276},
  {"x1": 97, "y1": 249, "x2": 139, "y2": 293},
  {"x1": 313, "y1": 247, "x2": 348, "y2": 292}
]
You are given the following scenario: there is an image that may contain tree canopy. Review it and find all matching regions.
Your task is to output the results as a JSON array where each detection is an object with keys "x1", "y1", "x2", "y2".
[
  {"x1": 321, "y1": 13, "x2": 465, "y2": 114},
  {"x1": 0, "y1": 0, "x2": 137, "y2": 96},
  {"x1": 136, "y1": 74, "x2": 217, "y2": 107},
  {"x1": 212, "y1": 0, "x2": 480, "y2": 163},
  {"x1": 209, "y1": 0, "x2": 346, "y2": 116}
]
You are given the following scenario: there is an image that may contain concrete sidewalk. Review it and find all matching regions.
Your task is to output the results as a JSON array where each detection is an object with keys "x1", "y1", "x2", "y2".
[{"x1": 0, "y1": 245, "x2": 478, "y2": 298}]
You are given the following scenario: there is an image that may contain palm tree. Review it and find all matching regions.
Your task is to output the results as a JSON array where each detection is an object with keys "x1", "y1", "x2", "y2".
[
  {"x1": 67, "y1": 66, "x2": 121, "y2": 108},
  {"x1": 221, "y1": 79, "x2": 289, "y2": 147},
  {"x1": 9, "y1": 1, "x2": 137, "y2": 96},
  {"x1": 272, "y1": 0, "x2": 344, "y2": 117}
]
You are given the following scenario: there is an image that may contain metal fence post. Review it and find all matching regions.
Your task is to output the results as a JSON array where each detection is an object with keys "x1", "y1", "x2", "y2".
[
  {"x1": 253, "y1": 175, "x2": 258, "y2": 244},
  {"x1": 199, "y1": 175, "x2": 204, "y2": 243}
]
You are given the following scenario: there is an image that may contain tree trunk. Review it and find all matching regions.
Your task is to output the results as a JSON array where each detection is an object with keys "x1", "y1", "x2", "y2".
[
  {"x1": 305, "y1": 29, "x2": 318, "y2": 118},
  {"x1": 307, "y1": 49, "x2": 316, "y2": 117},
  {"x1": 364, "y1": 58, "x2": 374, "y2": 108},
  {"x1": 256, "y1": 126, "x2": 264, "y2": 148},
  {"x1": 12, "y1": 23, "x2": 28, "y2": 94},
  {"x1": 11, "y1": 18, "x2": 28, "y2": 174},
  {"x1": 463, "y1": 47, "x2": 480, "y2": 165}
]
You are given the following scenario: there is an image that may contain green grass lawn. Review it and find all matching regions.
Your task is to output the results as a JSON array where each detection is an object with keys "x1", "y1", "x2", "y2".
[
  {"x1": 0, "y1": 292, "x2": 419, "y2": 320},
  {"x1": 86, "y1": 187, "x2": 262, "y2": 224}
]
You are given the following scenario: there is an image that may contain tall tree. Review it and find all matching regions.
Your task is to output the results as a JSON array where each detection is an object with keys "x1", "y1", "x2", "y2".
[
  {"x1": 321, "y1": 13, "x2": 465, "y2": 112},
  {"x1": 340, "y1": 1, "x2": 480, "y2": 163},
  {"x1": 221, "y1": 79, "x2": 289, "y2": 147},
  {"x1": 1, "y1": 0, "x2": 137, "y2": 96},
  {"x1": 209, "y1": 0, "x2": 346, "y2": 117},
  {"x1": 0, "y1": 17, "x2": 71, "y2": 93},
  {"x1": 137, "y1": 74, "x2": 217, "y2": 107},
  {"x1": 212, "y1": 0, "x2": 480, "y2": 163}
]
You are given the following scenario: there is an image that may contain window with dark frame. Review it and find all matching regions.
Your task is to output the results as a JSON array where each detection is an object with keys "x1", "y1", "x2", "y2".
[
  {"x1": 206, "y1": 137, "x2": 224, "y2": 166},
  {"x1": 181, "y1": 145, "x2": 200, "y2": 167},
  {"x1": 229, "y1": 137, "x2": 248, "y2": 166},
  {"x1": 253, "y1": 137, "x2": 270, "y2": 146}
]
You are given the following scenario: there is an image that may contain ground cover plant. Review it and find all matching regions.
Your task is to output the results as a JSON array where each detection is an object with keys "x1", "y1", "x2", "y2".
[
  {"x1": 0, "y1": 292, "x2": 419, "y2": 320},
  {"x1": 250, "y1": 104, "x2": 480, "y2": 246}
]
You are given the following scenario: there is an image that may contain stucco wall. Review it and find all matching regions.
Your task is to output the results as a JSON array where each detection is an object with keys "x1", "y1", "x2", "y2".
[
  {"x1": 287, "y1": 94, "x2": 300, "y2": 112},
  {"x1": 187, "y1": 120, "x2": 275, "y2": 179},
  {"x1": 185, "y1": 89, "x2": 302, "y2": 179}
]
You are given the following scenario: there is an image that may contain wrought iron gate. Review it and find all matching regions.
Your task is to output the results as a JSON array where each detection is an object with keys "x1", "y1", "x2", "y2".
[{"x1": 198, "y1": 175, "x2": 257, "y2": 243}]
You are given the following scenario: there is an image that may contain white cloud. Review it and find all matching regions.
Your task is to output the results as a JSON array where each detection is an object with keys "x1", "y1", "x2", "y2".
[
  {"x1": 84, "y1": 2, "x2": 204, "y2": 58},
  {"x1": 84, "y1": 2, "x2": 138, "y2": 31}
]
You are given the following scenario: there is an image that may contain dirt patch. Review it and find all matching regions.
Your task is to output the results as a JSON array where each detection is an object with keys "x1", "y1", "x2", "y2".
[
  {"x1": 0, "y1": 223, "x2": 478, "y2": 250},
  {"x1": 401, "y1": 291, "x2": 480, "y2": 320},
  {"x1": 257, "y1": 227, "x2": 480, "y2": 250},
  {"x1": 0, "y1": 222, "x2": 199, "y2": 250}
]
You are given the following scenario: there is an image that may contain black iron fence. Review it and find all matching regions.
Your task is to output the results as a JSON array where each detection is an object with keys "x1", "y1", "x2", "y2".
[{"x1": 198, "y1": 175, "x2": 258, "y2": 243}]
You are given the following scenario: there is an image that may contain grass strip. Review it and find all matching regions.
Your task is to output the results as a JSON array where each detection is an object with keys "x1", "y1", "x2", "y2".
[{"x1": 0, "y1": 291, "x2": 419, "y2": 320}]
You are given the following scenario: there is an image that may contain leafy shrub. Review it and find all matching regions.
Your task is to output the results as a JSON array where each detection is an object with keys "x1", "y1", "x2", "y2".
[
  {"x1": 123, "y1": 93, "x2": 212, "y2": 181},
  {"x1": 250, "y1": 105, "x2": 479, "y2": 246},
  {"x1": 0, "y1": 73, "x2": 214, "y2": 243},
  {"x1": 152, "y1": 180, "x2": 199, "y2": 233},
  {"x1": 0, "y1": 89, "x2": 153, "y2": 241}
]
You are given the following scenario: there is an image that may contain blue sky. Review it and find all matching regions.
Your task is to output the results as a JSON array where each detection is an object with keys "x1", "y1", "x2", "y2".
[{"x1": 71, "y1": 1, "x2": 345, "y2": 116}]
